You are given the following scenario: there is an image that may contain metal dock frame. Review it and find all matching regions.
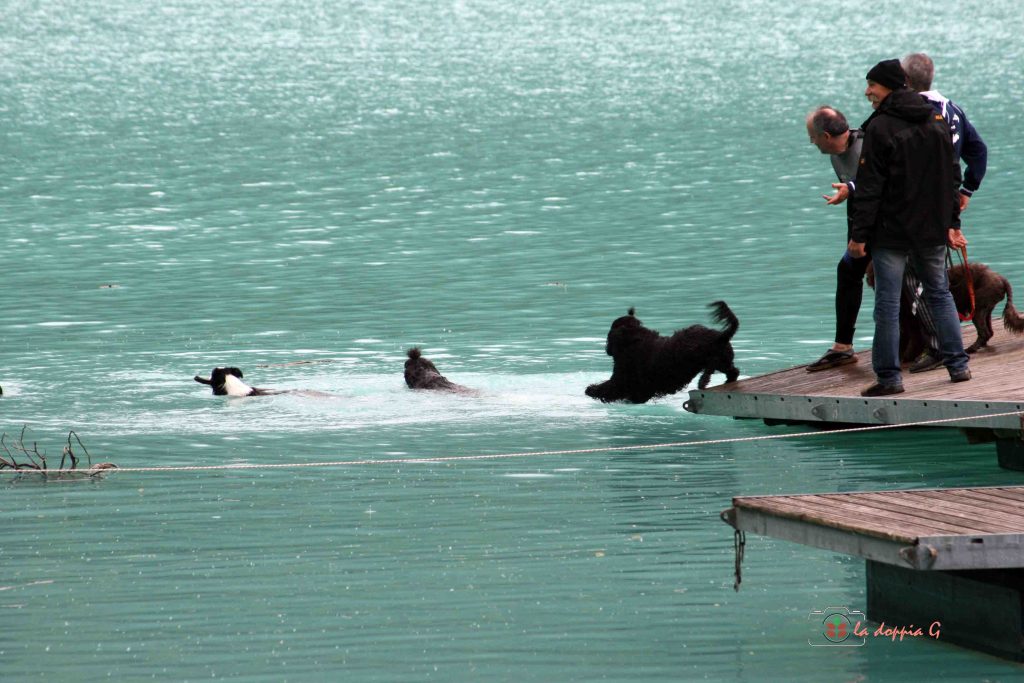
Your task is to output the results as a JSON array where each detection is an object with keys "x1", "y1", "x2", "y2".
[
  {"x1": 723, "y1": 487, "x2": 1024, "y2": 660},
  {"x1": 685, "y1": 319, "x2": 1024, "y2": 469}
]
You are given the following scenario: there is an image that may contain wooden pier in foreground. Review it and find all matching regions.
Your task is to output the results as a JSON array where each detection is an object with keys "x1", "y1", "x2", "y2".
[
  {"x1": 722, "y1": 486, "x2": 1024, "y2": 660},
  {"x1": 685, "y1": 319, "x2": 1024, "y2": 469}
]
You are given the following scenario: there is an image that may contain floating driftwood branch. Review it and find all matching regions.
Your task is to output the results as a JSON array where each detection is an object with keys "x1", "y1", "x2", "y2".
[{"x1": 0, "y1": 428, "x2": 116, "y2": 479}]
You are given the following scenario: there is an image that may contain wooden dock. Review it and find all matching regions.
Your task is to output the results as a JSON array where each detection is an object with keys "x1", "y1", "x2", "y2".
[
  {"x1": 723, "y1": 486, "x2": 1024, "y2": 660},
  {"x1": 685, "y1": 319, "x2": 1024, "y2": 468}
]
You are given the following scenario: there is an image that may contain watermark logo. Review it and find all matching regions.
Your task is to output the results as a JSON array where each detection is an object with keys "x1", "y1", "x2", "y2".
[
  {"x1": 809, "y1": 607, "x2": 867, "y2": 647},
  {"x1": 808, "y1": 607, "x2": 941, "y2": 647}
]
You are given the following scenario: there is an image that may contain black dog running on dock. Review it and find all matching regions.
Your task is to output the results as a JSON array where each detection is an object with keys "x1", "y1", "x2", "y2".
[
  {"x1": 404, "y1": 348, "x2": 475, "y2": 394},
  {"x1": 585, "y1": 301, "x2": 740, "y2": 404},
  {"x1": 194, "y1": 367, "x2": 281, "y2": 397}
]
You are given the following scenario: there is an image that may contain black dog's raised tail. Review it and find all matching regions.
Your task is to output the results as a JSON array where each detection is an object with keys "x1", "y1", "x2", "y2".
[
  {"x1": 407, "y1": 348, "x2": 423, "y2": 360},
  {"x1": 708, "y1": 300, "x2": 739, "y2": 342}
]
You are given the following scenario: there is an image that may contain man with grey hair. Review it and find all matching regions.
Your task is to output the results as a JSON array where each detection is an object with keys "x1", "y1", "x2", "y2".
[
  {"x1": 902, "y1": 52, "x2": 988, "y2": 211},
  {"x1": 896, "y1": 52, "x2": 988, "y2": 372},
  {"x1": 805, "y1": 106, "x2": 870, "y2": 371}
]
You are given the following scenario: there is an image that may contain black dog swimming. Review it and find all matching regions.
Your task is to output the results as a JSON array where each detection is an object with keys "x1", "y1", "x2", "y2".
[
  {"x1": 194, "y1": 367, "x2": 281, "y2": 397},
  {"x1": 404, "y1": 348, "x2": 475, "y2": 394},
  {"x1": 585, "y1": 301, "x2": 740, "y2": 403}
]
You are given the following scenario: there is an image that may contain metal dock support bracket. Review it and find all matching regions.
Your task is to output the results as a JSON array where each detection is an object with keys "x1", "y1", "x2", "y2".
[{"x1": 898, "y1": 543, "x2": 938, "y2": 570}]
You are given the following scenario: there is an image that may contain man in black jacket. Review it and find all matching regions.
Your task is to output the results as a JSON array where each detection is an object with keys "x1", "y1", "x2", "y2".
[{"x1": 847, "y1": 59, "x2": 970, "y2": 397}]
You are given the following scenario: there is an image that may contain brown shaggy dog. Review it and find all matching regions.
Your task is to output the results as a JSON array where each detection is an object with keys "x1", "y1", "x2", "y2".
[
  {"x1": 870, "y1": 262, "x2": 1024, "y2": 359},
  {"x1": 404, "y1": 348, "x2": 475, "y2": 393},
  {"x1": 948, "y1": 263, "x2": 1024, "y2": 352},
  {"x1": 585, "y1": 301, "x2": 740, "y2": 404}
]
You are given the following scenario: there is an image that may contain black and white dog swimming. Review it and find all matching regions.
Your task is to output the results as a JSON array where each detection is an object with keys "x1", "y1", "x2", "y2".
[
  {"x1": 404, "y1": 348, "x2": 475, "y2": 394},
  {"x1": 585, "y1": 301, "x2": 741, "y2": 404},
  {"x1": 194, "y1": 367, "x2": 282, "y2": 397}
]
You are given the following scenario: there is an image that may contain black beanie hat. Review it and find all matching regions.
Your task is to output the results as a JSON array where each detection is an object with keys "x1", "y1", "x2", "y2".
[{"x1": 866, "y1": 59, "x2": 907, "y2": 91}]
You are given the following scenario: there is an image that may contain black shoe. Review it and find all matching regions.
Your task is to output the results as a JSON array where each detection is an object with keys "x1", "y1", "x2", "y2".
[
  {"x1": 908, "y1": 349, "x2": 944, "y2": 374},
  {"x1": 807, "y1": 349, "x2": 857, "y2": 372},
  {"x1": 861, "y1": 382, "x2": 905, "y2": 397},
  {"x1": 950, "y1": 369, "x2": 972, "y2": 383}
]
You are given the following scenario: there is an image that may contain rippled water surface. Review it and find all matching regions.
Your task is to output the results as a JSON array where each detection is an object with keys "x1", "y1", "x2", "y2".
[{"x1": 3, "y1": 1, "x2": 1024, "y2": 680}]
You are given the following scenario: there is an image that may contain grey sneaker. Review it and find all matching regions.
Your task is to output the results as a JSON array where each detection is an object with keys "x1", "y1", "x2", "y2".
[{"x1": 908, "y1": 349, "x2": 943, "y2": 374}]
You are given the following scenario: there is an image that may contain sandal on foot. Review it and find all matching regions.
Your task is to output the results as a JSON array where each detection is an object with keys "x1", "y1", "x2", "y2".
[{"x1": 806, "y1": 349, "x2": 857, "y2": 372}]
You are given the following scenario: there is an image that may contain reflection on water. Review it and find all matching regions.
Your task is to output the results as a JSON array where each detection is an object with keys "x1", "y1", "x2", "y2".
[{"x1": 3, "y1": 0, "x2": 1023, "y2": 679}]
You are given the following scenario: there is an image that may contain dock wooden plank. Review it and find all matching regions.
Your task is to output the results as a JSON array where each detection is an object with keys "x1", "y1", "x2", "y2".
[
  {"x1": 717, "y1": 319, "x2": 1024, "y2": 401},
  {"x1": 937, "y1": 488, "x2": 1024, "y2": 505},
  {"x1": 686, "y1": 320, "x2": 1024, "y2": 437},
  {"x1": 898, "y1": 490, "x2": 1024, "y2": 525},
  {"x1": 767, "y1": 494, "x2": 1003, "y2": 537},
  {"x1": 732, "y1": 486, "x2": 1024, "y2": 544},
  {"x1": 897, "y1": 492, "x2": 1024, "y2": 527},
  {"x1": 843, "y1": 492, "x2": 1024, "y2": 534},
  {"x1": 735, "y1": 495, "x2": 963, "y2": 542}
]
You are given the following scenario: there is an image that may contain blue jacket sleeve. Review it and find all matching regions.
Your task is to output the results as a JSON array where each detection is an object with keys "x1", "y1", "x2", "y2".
[{"x1": 958, "y1": 111, "x2": 988, "y2": 195}]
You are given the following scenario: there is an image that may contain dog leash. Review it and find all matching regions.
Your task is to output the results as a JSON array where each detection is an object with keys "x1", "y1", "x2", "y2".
[{"x1": 947, "y1": 245, "x2": 976, "y2": 322}]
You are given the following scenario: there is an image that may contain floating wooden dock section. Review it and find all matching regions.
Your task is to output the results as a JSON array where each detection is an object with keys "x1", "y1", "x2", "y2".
[
  {"x1": 723, "y1": 486, "x2": 1024, "y2": 660},
  {"x1": 685, "y1": 319, "x2": 1024, "y2": 469}
]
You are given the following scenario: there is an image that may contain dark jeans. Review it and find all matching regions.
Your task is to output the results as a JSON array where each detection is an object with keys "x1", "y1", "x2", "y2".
[
  {"x1": 871, "y1": 245, "x2": 969, "y2": 385},
  {"x1": 835, "y1": 251, "x2": 941, "y2": 354}
]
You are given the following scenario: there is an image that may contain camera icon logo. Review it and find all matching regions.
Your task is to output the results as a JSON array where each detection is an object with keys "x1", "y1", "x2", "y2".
[{"x1": 808, "y1": 606, "x2": 866, "y2": 647}]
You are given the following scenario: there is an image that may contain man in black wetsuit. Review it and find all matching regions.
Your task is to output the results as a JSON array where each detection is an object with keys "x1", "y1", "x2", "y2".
[{"x1": 805, "y1": 105, "x2": 869, "y2": 371}]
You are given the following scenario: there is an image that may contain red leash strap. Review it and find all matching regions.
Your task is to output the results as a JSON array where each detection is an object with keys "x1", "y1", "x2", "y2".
[{"x1": 950, "y1": 246, "x2": 976, "y2": 322}]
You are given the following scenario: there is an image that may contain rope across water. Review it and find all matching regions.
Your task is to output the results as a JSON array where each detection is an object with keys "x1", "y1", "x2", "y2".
[{"x1": 40, "y1": 408, "x2": 1022, "y2": 475}]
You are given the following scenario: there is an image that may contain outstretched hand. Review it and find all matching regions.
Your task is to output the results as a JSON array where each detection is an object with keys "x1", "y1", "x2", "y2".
[{"x1": 823, "y1": 183, "x2": 850, "y2": 205}]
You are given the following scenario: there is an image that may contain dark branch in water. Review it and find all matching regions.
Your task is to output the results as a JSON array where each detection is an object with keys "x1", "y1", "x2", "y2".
[{"x1": 0, "y1": 428, "x2": 116, "y2": 479}]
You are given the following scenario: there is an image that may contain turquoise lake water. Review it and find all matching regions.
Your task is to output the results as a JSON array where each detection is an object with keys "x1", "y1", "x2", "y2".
[{"x1": 3, "y1": 1, "x2": 1024, "y2": 680}]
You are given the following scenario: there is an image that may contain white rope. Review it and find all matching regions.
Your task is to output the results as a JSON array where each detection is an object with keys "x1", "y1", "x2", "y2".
[{"x1": 20, "y1": 407, "x2": 1019, "y2": 475}]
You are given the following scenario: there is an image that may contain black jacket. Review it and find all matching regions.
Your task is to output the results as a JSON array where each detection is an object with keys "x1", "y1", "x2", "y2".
[{"x1": 849, "y1": 88, "x2": 961, "y2": 249}]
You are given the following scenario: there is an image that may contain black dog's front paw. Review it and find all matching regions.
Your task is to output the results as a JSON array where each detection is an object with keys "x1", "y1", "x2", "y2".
[{"x1": 585, "y1": 383, "x2": 618, "y2": 402}]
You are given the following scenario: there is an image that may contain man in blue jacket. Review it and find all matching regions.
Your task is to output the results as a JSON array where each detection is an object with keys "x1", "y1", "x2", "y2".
[
  {"x1": 847, "y1": 59, "x2": 970, "y2": 396},
  {"x1": 902, "y1": 52, "x2": 988, "y2": 211},
  {"x1": 892, "y1": 52, "x2": 990, "y2": 373}
]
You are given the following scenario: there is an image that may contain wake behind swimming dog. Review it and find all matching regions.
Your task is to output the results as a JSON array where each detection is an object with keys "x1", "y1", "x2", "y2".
[{"x1": 193, "y1": 366, "x2": 342, "y2": 398}]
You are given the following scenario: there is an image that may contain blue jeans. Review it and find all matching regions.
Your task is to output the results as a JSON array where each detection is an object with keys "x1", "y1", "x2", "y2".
[{"x1": 871, "y1": 245, "x2": 969, "y2": 385}]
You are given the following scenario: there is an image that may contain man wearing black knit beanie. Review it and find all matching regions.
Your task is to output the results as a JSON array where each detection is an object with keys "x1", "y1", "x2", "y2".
[
  {"x1": 866, "y1": 58, "x2": 907, "y2": 92},
  {"x1": 847, "y1": 59, "x2": 971, "y2": 396}
]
